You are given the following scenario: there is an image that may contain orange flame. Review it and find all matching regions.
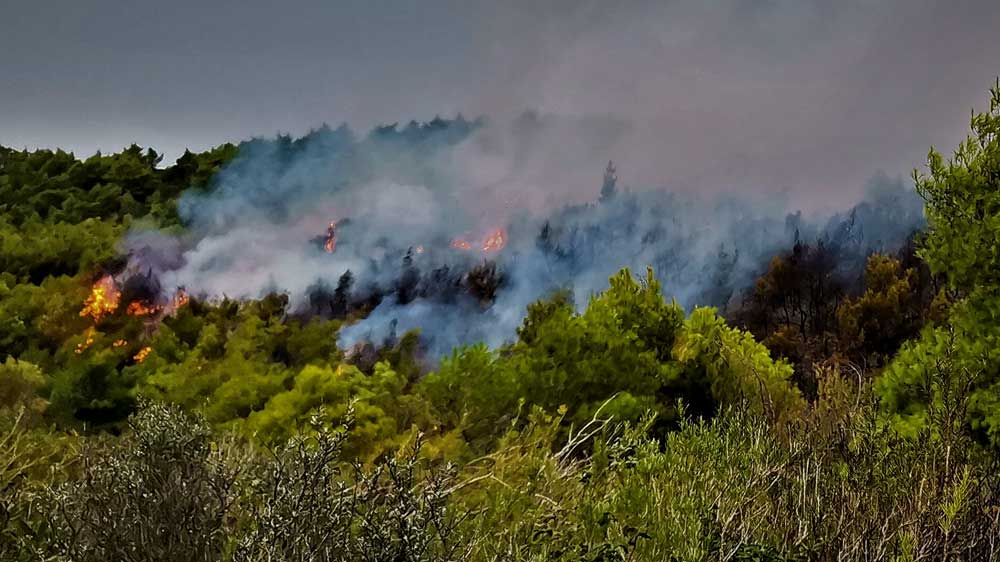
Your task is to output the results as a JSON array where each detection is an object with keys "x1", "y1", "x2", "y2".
[
  {"x1": 126, "y1": 301, "x2": 159, "y2": 317},
  {"x1": 415, "y1": 245, "x2": 424, "y2": 255},
  {"x1": 133, "y1": 346, "x2": 152, "y2": 363},
  {"x1": 80, "y1": 275, "x2": 120, "y2": 322},
  {"x1": 482, "y1": 228, "x2": 507, "y2": 252},
  {"x1": 112, "y1": 339, "x2": 128, "y2": 348},
  {"x1": 74, "y1": 327, "x2": 96, "y2": 355},
  {"x1": 163, "y1": 289, "x2": 190, "y2": 316},
  {"x1": 324, "y1": 221, "x2": 337, "y2": 253},
  {"x1": 451, "y1": 238, "x2": 472, "y2": 250}
]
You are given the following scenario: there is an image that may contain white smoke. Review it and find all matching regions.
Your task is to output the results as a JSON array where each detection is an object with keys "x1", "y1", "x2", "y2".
[{"x1": 125, "y1": 117, "x2": 925, "y2": 358}]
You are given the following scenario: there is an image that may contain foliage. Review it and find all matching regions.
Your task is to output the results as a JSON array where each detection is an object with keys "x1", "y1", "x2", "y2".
[
  {"x1": 244, "y1": 361, "x2": 420, "y2": 458},
  {"x1": 34, "y1": 401, "x2": 237, "y2": 562},
  {"x1": 0, "y1": 358, "x2": 48, "y2": 416},
  {"x1": 456, "y1": 385, "x2": 1000, "y2": 561},
  {"x1": 837, "y1": 253, "x2": 930, "y2": 364},
  {"x1": 879, "y1": 82, "x2": 1000, "y2": 445},
  {"x1": 734, "y1": 241, "x2": 941, "y2": 397},
  {"x1": 6, "y1": 85, "x2": 1000, "y2": 560},
  {"x1": 879, "y1": 298, "x2": 1000, "y2": 445},
  {"x1": 12, "y1": 401, "x2": 466, "y2": 562},
  {"x1": 0, "y1": 143, "x2": 236, "y2": 226},
  {"x1": 421, "y1": 267, "x2": 802, "y2": 451},
  {"x1": 916, "y1": 79, "x2": 1000, "y2": 296}
]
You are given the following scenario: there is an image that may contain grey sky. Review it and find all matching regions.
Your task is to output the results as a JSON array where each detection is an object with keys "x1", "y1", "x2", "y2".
[{"x1": 2, "y1": 0, "x2": 999, "y2": 206}]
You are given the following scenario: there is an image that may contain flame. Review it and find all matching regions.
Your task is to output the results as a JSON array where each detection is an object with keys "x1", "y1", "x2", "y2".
[
  {"x1": 482, "y1": 228, "x2": 507, "y2": 252},
  {"x1": 133, "y1": 346, "x2": 152, "y2": 363},
  {"x1": 112, "y1": 339, "x2": 128, "y2": 348},
  {"x1": 74, "y1": 327, "x2": 96, "y2": 355},
  {"x1": 324, "y1": 221, "x2": 337, "y2": 253},
  {"x1": 126, "y1": 301, "x2": 159, "y2": 317},
  {"x1": 452, "y1": 229, "x2": 507, "y2": 252},
  {"x1": 451, "y1": 238, "x2": 472, "y2": 250},
  {"x1": 80, "y1": 275, "x2": 120, "y2": 322},
  {"x1": 415, "y1": 245, "x2": 424, "y2": 255},
  {"x1": 163, "y1": 289, "x2": 190, "y2": 316}
]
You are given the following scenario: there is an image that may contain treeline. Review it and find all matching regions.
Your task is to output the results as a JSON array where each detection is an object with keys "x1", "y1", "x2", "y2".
[
  {"x1": 3, "y1": 83, "x2": 1000, "y2": 560},
  {"x1": 729, "y1": 235, "x2": 947, "y2": 397},
  {"x1": 0, "y1": 143, "x2": 235, "y2": 286}
]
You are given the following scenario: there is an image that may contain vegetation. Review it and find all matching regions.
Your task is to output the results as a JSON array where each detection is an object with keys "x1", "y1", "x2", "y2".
[{"x1": 3, "y1": 83, "x2": 1000, "y2": 560}]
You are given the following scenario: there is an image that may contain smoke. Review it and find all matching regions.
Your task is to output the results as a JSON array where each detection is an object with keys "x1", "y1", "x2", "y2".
[{"x1": 124, "y1": 117, "x2": 925, "y2": 358}]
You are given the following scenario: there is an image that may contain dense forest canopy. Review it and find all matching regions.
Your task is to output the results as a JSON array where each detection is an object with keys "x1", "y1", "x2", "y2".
[{"x1": 2, "y1": 82, "x2": 1000, "y2": 561}]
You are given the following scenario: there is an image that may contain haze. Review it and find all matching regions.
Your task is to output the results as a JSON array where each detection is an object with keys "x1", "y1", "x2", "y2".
[{"x1": 3, "y1": 0, "x2": 999, "y2": 207}]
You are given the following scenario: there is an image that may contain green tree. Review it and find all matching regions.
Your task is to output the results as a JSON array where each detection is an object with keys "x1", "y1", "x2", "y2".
[
  {"x1": 420, "y1": 268, "x2": 802, "y2": 449},
  {"x1": 880, "y1": 81, "x2": 1000, "y2": 445},
  {"x1": 837, "y1": 254, "x2": 926, "y2": 365},
  {"x1": 916, "y1": 80, "x2": 1000, "y2": 296}
]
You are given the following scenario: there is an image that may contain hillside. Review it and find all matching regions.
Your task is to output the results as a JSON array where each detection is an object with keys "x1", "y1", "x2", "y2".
[{"x1": 2, "y1": 84, "x2": 1000, "y2": 561}]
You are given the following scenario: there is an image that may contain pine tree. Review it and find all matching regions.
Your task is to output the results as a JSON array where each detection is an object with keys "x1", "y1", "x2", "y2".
[
  {"x1": 332, "y1": 270, "x2": 354, "y2": 318},
  {"x1": 599, "y1": 160, "x2": 618, "y2": 203}
]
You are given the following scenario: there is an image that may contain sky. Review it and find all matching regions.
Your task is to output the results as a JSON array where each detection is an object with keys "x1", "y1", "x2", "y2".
[{"x1": 2, "y1": 0, "x2": 999, "y2": 207}]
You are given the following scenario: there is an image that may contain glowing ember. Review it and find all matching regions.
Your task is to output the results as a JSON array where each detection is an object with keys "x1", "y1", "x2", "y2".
[
  {"x1": 415, "y1": 245, "x2": 424, "y2": 254},
  {"x1": 112, "y1": 339, "x2": 128, "y2": 348},
  {"x1": 482, "y1": 228, "x2": 507, "y2": 252},
  {"x1": 126, "y1": 301, "x2": 159, "y2": 316},
  {"x1": 451, "y1": 238, "x2": 472, "y2": 250},
  {"x1": 80, "y1": 275, "x2": 120, "y2": 322},
  {"x1": 133, "y1": 347, "x2": 152, "y2": 363},
  {"x1": 74, "y1": 327, "x2": 96, "y2": 355},
  {"x1": 324, "y1": 221, "x2": 337, "y2": 253}
]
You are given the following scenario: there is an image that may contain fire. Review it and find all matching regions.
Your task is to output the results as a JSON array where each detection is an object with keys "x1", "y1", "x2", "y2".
[
  {"x1": 112, "y1": 339, "x2": 128, "y2": 348},
  {"x1": 164, "y1": 289, "x2": 190, "y2": 316},
  {"x1": 324, "y1": 221, "x2": 337, "y2": 253},
  {"x1": 80, "y1": 275, "x2": 120, "y2": 322},
  {"x1": 415, "y1": 245, "x2": 424, "y2": 254},
  {"x1": 452, "y1": 229, "x2": 507, "y2": 253},
  {"x1": 133, "y1": 346, "x2": 152, "y2": 363},
  {"x1": 74, "y1": 327, "x2": 96, "y2": 355},
  {"x1": 126, "y1": 301, "x2": 159, "y2": 316},
  {"x1": 482, "y1": 228, "x2": 507, "y2": 252}
]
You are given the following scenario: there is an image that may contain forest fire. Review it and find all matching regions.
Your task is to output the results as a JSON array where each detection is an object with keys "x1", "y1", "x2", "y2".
[
  {"x1": 154, "y1": 289, "x2": 191, "y2": 318},
  {"x1": 168, "y1": 289, "x2": 190, "y2": 314},
  {"x1": 71, "y1": 275, "x2": 188, "y2": 359},
  {"x1": 451, "y1": 238, "x2": 472, "y2": 250},
  {"x1": 80, "y1": 275, "x2": 120, "y2": 322},
  {"x1": 482, "y1": 228, "x2": 507, "y2": 252},
  {"x1": 133, "y1": 346, "x2": 152, "y2": 363},
  {"x1": 74, "y1": 328, "x2": 95, "y2": 355},
  {"x1": 324, "y1": 221, "x2": 337, "y2": 253},
  {"x1": 126, "y1": 301, "x2": 159, "y2": 316},
  {"x1": 450, "y1": 229, "x2": 507, "y2": 253}
]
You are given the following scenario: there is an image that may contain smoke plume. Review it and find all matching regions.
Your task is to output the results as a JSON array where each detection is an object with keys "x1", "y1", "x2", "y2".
[{"x1": 125, "y1": 117, "x2": 925, "y2": 358}]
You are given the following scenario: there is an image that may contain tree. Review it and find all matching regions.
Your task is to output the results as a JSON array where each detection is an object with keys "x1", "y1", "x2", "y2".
[
  {"x1": 599, "y1": 160, "x2": 618, "y2": 203},
  {"x1": 39, "y1": 401, "x2": 237, "y2": 562},
  {"x1": 916, "y1": 79, "x2": 1000, "y2": 297},
  {"x1": 880, "y1": 81, "x2": 1000, "y2": 444},
  {"x1": 333, "y1": 270, "x2": 354, "y2": 319},
  {"x1": 837, "y1": 254, "x2": 925, "y2": 365},
  {"x1": 420, "y1": 268, "x2": 801, "y2": 449}
]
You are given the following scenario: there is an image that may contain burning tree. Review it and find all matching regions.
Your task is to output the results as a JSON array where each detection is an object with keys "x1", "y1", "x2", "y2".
[
  {"x1": 324, "y1": 221, "x2": 337, "y2": 253},
  {"x1": 79, "y1": 275, "x2": 120, "y2": 323}
]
